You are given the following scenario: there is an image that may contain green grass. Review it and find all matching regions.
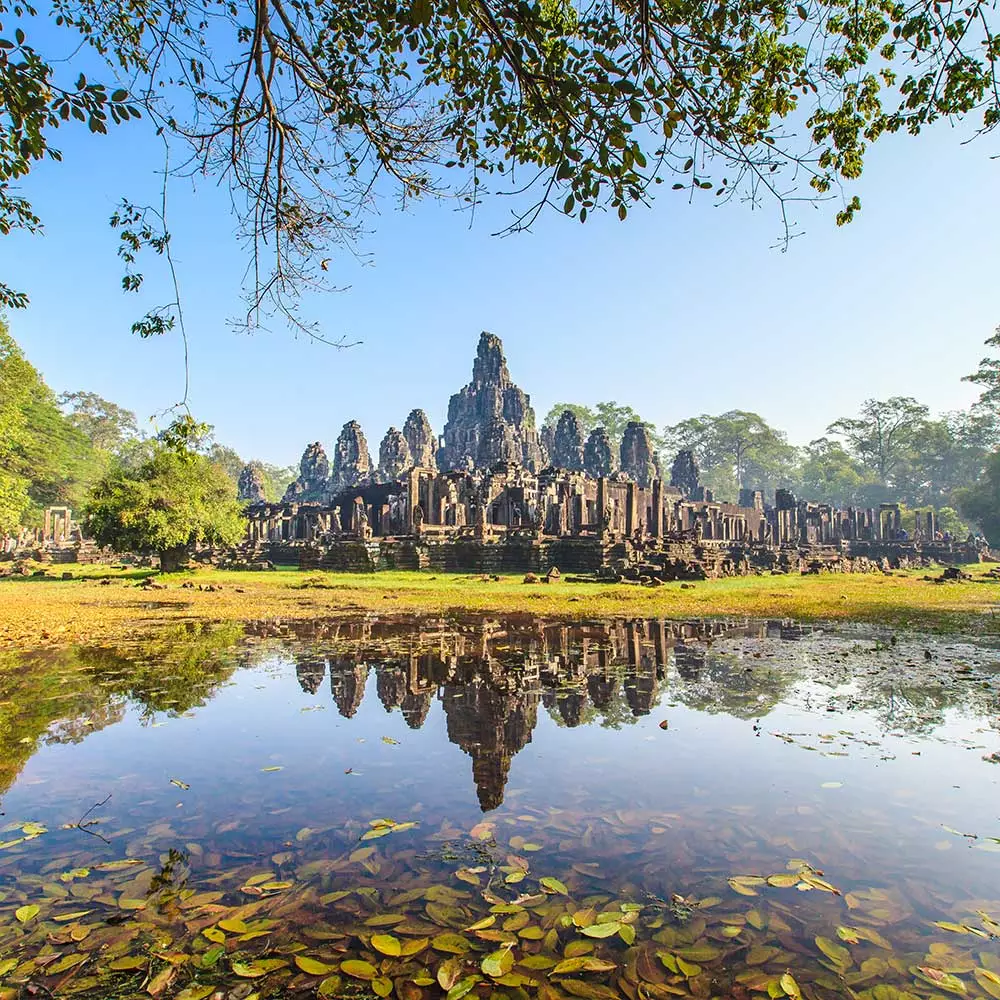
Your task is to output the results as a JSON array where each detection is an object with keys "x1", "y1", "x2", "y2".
[{"x1": 2, "y1": 563, "x2": 999, "y2": 649}]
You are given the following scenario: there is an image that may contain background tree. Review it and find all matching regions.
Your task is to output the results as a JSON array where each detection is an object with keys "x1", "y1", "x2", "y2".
[
  {"x1": 827, "y1": 397, "x2": 930, "y2": 486},
  {"x1": 58, "y1": 392, "x2": 140, "y2": 453},
  {"x1": 0, "y1": 321, "x2": 33, "y2": 532},
  {"x1": 0, "y1": 320, "x2": 107, "y2": 529},
  {"x1": 662, "y1": 411, "x2": 797, "y2": 501},
  {"x1": 963, "y1": 327, "x2": 1000, "y2": 410},
  {"x1": 956, "y1": 452, "x2": 1000, "y2": 545},
  {"x1": 6, "y1": 0, "x2": 998, "y2": 328},
  {"x1": 793, "y1": 437, "x2": 878, "y2": 508},
  {"x1": 83, "y1": 446, "x2": 246, "y2": 571}
]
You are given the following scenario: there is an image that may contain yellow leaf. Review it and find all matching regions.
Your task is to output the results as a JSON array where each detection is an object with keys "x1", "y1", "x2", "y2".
[
  {"x1": 341, "y1": 960, "x2": 377, "y2": 980},
  {"x1": 295, "y1": 956, "x2": 335, "y2": 975},
  {"x1": 371, "y1": 933, "x2": 402, "y2": 956},
  {"x1": 781, "y1": 973, "x2": 801, "y2": 999},
  {"x1": 15, "y1": 905, "x2": 39, "y2": 923}
]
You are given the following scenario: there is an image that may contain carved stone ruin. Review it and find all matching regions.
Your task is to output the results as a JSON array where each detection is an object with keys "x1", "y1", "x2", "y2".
[
  {"x1": 237, "y1": 462, "x2": 267, "y2": 503},
  {"x1": 403, "y1": 409, "x2": 437, "y2": 470},
  {"x1": 583, "y1": 427, "x2": 617, "y2": 477},
  {"x1": 438, "y1": 332, "x2": 544, "y2": 472},
  {"x1": 378, "y1": 427, "x2": 412, "y2": 483},
  {"x1": 551, "y1": 410, "x2": 585, "y2": 471},
  {"x1": 620, "y1": 421, "x2": 660, "y2": 488}
]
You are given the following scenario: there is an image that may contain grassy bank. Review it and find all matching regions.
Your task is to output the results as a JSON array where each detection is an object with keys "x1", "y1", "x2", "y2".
[{"x1": 2, "y1": 563, "x2": 1000, "y2": 648}]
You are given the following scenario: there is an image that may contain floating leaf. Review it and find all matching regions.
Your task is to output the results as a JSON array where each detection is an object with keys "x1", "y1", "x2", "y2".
[
  {"x1": 581, "y1": 921, "x2": 621, "y2": 938},
  {"x1": 232, "y1": 962, "x2": 268, "y2": 978},
  {"x1": 373, "y1": 977, "x2": 394, "y2": 996},
  {"x1": 433, "y1": 933, "x2": 471, "y2": 954},
  {"x1": 14, "y1": 904, "x2": 38, "y2": 923},
  {"x1": 169, "y1": 778, "x2": 190, "y2": 789},
  {"x1": 554, "y1": 957, "x2": 618, "y2": 974},
  {"x1": 371, "y1": 933, "x2": 402, "y2": 956},
  {"x1": 341, "y1": 960, "x2": 377, "y2": 980},
  {"x1": 541, "y1": 877, "x2": 569, "y2": 895},
  {"x1": 482, "y1": 948, "x2": 515, "y2": 978},
  {"x1": 767, "y1": 873, "x2": 801, "y2": 888},
  {"x1": 816, "y1": 936, "x2": 852, "y2": 968},
  {"x1": 109, "y1": 956, "x2": 148, "y2": 970},
  {"x1": 176, "y1": 988, "x2": 216, "y2": 1000},
  {"x1": 781, "y1": 973, "x2": 802, "y2": 999},
  {"x1": 295, "y1": 956, "x2": 335, "y2": 975},
  {"x1": 447, "y1": 976, "x2": 481, "y2": 1000}
]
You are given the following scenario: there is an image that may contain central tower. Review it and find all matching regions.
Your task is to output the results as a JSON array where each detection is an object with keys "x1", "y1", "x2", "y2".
[{"x1": 437, "y1": 332, "x2": 545, "y2": 471}]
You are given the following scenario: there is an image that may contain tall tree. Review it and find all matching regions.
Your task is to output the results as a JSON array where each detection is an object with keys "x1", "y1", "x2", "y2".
[
  {"x1": 827, "y1": 397, "x2": 930, "y2": 486},
  {"x1": 964, "y1": 327, "x2": 1000, "y2": 410},
  {"x1": 0, "y1": 321, "x2": 33, "y2": 532},
  {"x1": 956, "y1": 451, "x2": 1000, "y2": 545},
  {"x1": 58, "y1": 391, "x2": 140, "y2": 453},
  {"x1": 0, "y1": 320, "x2": 105, "y2": 528},
  {"x1": 794, "y1": 437, "x2": 880, "y2": 507},
  {"x1": 662, "y1": 411, "x2": 797, "y2": 500},
  {"x1": 2, "y1": 0, "x2": 998, "y2": 326}
]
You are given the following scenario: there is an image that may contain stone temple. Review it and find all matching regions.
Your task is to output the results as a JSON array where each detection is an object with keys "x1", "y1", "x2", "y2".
[{"x1": 241, "y1": 332, "x2": 983, "y2": 578}]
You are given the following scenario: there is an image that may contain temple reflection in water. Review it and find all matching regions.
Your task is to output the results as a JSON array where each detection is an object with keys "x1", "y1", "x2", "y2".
[{"x1": 263, "y1": 617, "x2": 808, "y2": 811}]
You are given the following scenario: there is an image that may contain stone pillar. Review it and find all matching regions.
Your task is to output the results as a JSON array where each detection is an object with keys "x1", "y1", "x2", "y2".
[
  {"x1": 597, "y1": 477, "x2": 608, "y2": 538},
  {"x1": 625, "y1": 482, "x2": 637, "y2": 536},
  {"x1": 43, "y1": 509, "x2": 51, "y2": 541},
  {"x1": 651, "y1": 480, "x2": 663, "y2": 538}
]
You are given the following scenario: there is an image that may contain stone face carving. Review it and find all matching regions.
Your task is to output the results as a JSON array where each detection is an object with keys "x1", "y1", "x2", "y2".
[
  {"x1": 620, "y1": 421, "x2": 660, "y2": 488},
  {"x1": 540, "y1": 424, "x2": 555, "y2": 464},
  {"x1": 237, "y1": 462, "x2": 267, "y2": 503},
  {"x1": 551, "y1": 410, "x2": 585, "y2": 471},
  {"x1": 284, "y1": 442, "x2": 331, "y2": 501},
  {"x1": 670, "y1": 449, "x2": 700, "y2": 498},
  {"x1": 378, "y1": 427, "x2": 412, "y2": 482},
  {"x1": 438, "y1": 331, "x2": 544, "y2": 472},
  {"x1": 403, "y1": 409, "x2": 437, "y2": 470},
  {"x1": 331, "y1": 421, "x2": 372, "y2": 492},
  {"x1": 583, "y1": 426, "x2": 617, "y2": 477}
]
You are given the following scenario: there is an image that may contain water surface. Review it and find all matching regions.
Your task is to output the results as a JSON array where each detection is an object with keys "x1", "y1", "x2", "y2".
[{"x1": 1, "y1": 615, "x2": 999, "y2": 1000}]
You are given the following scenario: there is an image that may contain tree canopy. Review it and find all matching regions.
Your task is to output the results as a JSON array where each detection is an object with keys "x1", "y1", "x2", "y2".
[
  {"x1": 662, "y1": 410, "x2": 797, "y2": 498},
  {"x1": 0, "y1": 319, "x2": 117, "y2": 531},
  {"x1": 83, "y1": 445, "x2": 246, "y2": 569},
  {"x1": 2, "y1": 0, "x2": 998, "y2": 328}
]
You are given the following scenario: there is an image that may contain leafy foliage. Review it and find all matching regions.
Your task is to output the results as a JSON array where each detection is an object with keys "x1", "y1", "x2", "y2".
[
  {"x1": 0, "y1": 320, "x2": 114, "y2": 529},
  {"x1": 955, "y1": 450, "x2": 1000, "y2": 544},
  {"x1": 58, "y1": 391, "x2": 139, "y2": 452},
  {"x1": 2, "y1": 0, "x2": 998, "y2": 324},
  {"x1": 827, "y1": 397, "x2": 931, "y2": 484},
  {"x1": 83, "y1": 445, "x2": 246, "y2": 565},
  {"x1": 662, "y1": 410, "x2": 798, "y2": 498}
]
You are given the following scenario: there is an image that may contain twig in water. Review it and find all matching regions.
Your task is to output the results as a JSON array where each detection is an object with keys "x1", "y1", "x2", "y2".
[{"x1": 69, "y1": 794, "x2": 113, "y2": 845}]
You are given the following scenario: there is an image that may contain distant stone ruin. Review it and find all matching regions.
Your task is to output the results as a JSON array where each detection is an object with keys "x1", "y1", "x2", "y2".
[{"x1": 240, "y1": 331, "x2": 986, "y2": 578}]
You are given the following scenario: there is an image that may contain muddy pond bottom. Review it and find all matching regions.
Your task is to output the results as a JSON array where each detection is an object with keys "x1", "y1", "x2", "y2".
[{"x1": 1, "y1": 615, "x2": 1000, "y2": 1000}]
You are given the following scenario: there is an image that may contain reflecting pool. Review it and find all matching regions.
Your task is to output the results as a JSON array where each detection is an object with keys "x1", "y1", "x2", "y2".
[{"x1": 0, "y1": 615, "x2": 999, "y2": 1000}]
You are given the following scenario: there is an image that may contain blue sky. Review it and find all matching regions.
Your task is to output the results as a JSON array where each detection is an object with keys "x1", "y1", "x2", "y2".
[{"x1": 4, "y1": 98, "x2": 998, "y2": 466}]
